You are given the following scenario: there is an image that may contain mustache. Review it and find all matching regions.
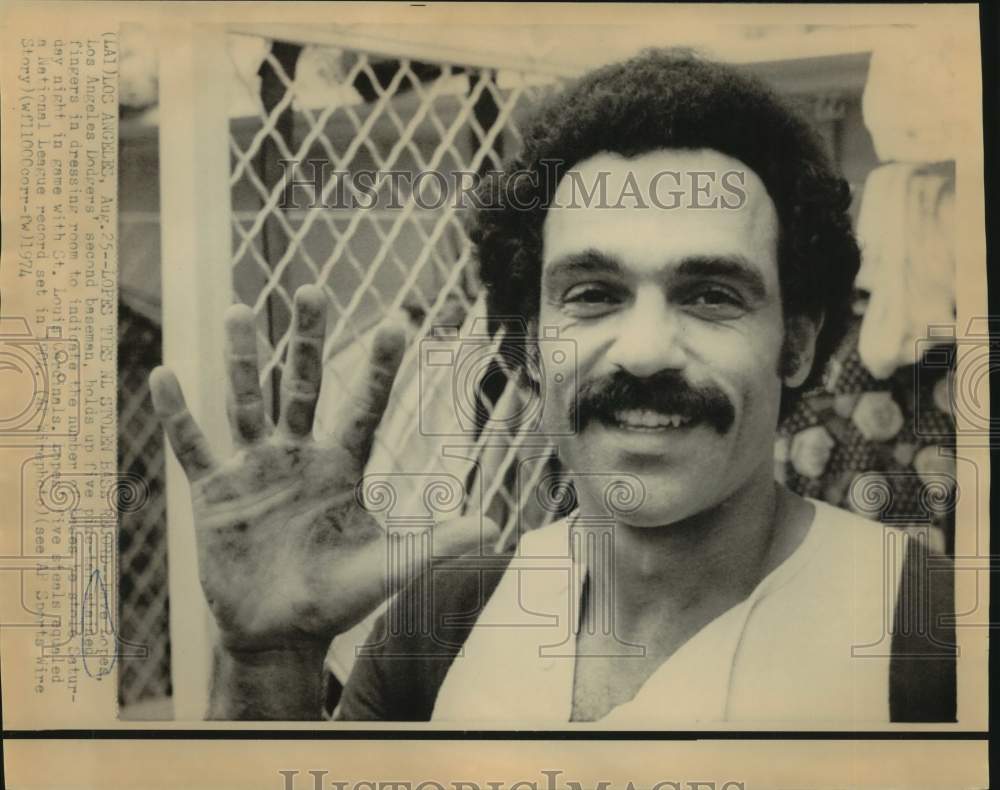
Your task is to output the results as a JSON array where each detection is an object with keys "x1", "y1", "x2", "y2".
[{"x1": 570, "y1": 370, "x2": 736, "y2": 434}]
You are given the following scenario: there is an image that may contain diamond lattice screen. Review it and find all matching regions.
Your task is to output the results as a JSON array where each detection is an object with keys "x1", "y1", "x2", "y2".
[
  {"x1": 118, "y1": 304, "x2": 171, "y2": 708},
  {"x1": 227, "y1": 35, "x2": 570, "y2": 546}
]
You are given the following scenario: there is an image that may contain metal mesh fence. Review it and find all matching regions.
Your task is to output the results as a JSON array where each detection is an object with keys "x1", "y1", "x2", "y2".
[
  {"x1": 117, "y1": 303, "x2": 172, "y2": 708},
  {"x1": 115, "y1": 30, "x2": 574, "y2": 712},
  {"x1": 227, "y1": 34, "x2": 571, "y2": 547}
]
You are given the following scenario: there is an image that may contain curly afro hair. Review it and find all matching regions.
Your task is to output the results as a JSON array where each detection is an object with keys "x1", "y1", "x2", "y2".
[{"x1": 470, "y1": 48, "x2": 860, "y2": 417}]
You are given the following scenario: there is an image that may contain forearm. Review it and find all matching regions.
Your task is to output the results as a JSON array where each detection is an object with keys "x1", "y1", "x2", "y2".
[{"x1": 206, "y1": 643, "x2": 330, "y2": 720}]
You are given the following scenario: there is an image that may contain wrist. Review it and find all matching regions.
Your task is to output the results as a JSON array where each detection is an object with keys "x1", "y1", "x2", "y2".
[{"x1": 207, "y1": 642, "x2": 331, "y2": 720}]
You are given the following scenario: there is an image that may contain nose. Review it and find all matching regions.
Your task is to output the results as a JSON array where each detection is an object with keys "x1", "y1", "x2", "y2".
[{"x1": 605, "y1": 287, "x2": 687, "y2": 378}]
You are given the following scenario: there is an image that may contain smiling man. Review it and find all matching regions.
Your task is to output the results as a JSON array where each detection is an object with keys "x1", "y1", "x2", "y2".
[{"x1": 150, "y1": 49, "x2": 955, "y2": 724}]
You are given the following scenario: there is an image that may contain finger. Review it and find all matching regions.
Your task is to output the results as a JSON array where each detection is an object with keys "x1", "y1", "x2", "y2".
[
  {"x1": 331, "y1": 317, "x2": 408, "y2": 471},
  {"x1": 279, "y1": 285, "x2": 328, "y2": 439},
  {"x1": 149, "y1": 366, "x2": 218, "y2": 482},
  {"x1": 224, "y1": 303, "x2": 272, "y2": 444}
]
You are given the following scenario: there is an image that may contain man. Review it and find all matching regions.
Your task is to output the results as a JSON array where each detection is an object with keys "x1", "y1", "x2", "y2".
[{"x1": 150, "y1": 49, "x2": 954, "y2": 723}]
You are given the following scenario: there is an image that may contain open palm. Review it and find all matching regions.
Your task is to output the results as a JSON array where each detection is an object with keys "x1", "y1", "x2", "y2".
[{"x1": 150, "y1": 286, "x2": 493, "y2": 654}]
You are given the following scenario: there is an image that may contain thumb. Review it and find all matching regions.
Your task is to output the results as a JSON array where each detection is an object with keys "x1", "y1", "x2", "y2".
[
  {"x1": 376, "y1": 515, "x2": 501, "y2": 588},
  {"x1": 328, "y1": 516, "x2": 501, "y2": 633},
  {"x1": 424, "y1": 514, "x2": 502, "y2": 562}
]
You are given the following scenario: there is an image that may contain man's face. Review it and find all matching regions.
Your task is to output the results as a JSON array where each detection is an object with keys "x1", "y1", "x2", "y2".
[{"x1": 537, "y1": 148, "x2": 790, "y2": 525}]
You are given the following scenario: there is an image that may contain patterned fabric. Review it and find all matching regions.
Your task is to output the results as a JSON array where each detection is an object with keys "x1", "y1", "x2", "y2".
[{"x1": 777, "y1": 308, "x2": 956, "y2": 554}]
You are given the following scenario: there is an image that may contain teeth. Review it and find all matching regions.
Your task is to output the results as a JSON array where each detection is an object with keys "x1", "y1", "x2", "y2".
[{"x1": 613, "y1": 409, "x2": 689, "y2": 429}]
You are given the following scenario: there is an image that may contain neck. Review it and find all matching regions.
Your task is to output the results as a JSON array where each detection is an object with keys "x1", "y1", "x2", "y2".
[{"x1": 578, "y1": 462, "x2": 791, "y2": 635}]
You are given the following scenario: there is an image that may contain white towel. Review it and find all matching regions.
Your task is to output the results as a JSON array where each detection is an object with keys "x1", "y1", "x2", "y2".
[{"x1": 855, "y1": 163, "x2": 955, "y2": 379}]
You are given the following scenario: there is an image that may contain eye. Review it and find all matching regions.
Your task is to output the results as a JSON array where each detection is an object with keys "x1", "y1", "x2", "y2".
[
  {"x1": 564, "y1": 284, "x2": 615, "y2": 303},
  {"x1": 684, "y1": 286, "x2": 747, "y2": 319},
  {"x1": 560, "y1": 283, "x2": 622, "y2": 315}
]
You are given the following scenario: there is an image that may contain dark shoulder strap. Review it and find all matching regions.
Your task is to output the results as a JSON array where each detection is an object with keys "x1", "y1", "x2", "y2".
[
  {"x1": 889, "y1": 537, "x2": 956, "y2": 722},
  {"x1": 334, "y1": 550, "x2": 514, "y2": 721}
]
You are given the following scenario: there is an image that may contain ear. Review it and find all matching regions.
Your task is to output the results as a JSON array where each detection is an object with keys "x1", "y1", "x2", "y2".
[
  {"x1": 512, "y1": 317, "x2": 542, "y2": 394},
  {"x1": 781, "y1": 313, "x2": 824, "y2": 388}
]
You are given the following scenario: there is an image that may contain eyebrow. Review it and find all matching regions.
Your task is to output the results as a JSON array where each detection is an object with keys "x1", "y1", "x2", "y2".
[
  {"x1": 543, "y1": 249, "x2": 624, "y2": 284},
  {"x1": 543, "y1": 249, "x2": 768, "y2": 300}
]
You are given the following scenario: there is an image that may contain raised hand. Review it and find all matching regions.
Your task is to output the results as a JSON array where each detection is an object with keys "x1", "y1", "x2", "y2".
[{"x1": 150, "y1": 285, "x2": 496, "y2": 658}]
